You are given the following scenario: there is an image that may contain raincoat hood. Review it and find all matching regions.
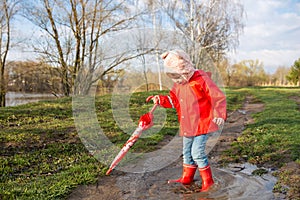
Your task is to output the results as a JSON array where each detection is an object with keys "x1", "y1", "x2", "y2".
[{"x1": 161, "y1": 50, "x2": 195, "y2": 84}]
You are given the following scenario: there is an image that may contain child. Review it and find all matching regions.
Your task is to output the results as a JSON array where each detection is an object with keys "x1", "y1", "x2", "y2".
[{"x1": 147, "y1": 49, "x2": 226, "y2": 192}]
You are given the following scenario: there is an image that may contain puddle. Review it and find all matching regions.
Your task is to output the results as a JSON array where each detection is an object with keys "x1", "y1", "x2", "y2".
[
  {"x1": 69, "y1": 161, "x2": 279, "y2": 200},
  {"x1": 95, "y1": 162, "x2": 278, "y2": 200},
  {"x1": 184, "y1": 165, "x2": 278, "y2": 200}
]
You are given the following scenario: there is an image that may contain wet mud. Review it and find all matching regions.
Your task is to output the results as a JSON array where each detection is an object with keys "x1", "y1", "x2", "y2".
[
  {"x1": 68, "y1": 97, "x2": 282, "y2": 200},
  {"x1": 69, "y1": 162, "x2": 277, "y2": 200}
]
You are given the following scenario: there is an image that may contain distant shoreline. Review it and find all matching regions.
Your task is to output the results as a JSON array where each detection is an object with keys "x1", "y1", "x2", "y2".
[{"x1": 5, "y1": 92, "x2": 59, "y2": 107}]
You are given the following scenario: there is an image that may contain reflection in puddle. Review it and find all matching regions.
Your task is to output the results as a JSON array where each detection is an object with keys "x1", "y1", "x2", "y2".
[{"x1": 182, "y1": 166, "x2": 277, "y2": 200}]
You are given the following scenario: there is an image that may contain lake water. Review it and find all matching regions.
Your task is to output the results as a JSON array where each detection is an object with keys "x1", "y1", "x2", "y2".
[{"x1": 5, "y1": 92, "x2": 58, "y2": 107}]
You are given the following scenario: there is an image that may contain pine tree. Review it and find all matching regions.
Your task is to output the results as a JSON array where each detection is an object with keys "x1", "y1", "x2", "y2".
[{"x1": 286, "y1": 58, "x2": 300, "y2": 86}]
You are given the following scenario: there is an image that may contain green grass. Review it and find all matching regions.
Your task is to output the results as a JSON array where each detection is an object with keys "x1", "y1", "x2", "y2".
[
  {"x1": 0, "y1": 91, "x2": 179, "y2": 199},
  {"x1": 0, "y1": 98, "x2": 105, "y2": 200},
  {"x1": 1, "y1": 87, "x2": 299, "y2": 199},
  {"x1": 223, "y1": 87, "x2": 300, "y2": 167},
  {"x1": 224, "y1": 87, "x2": 248, "y2": 111},
  {"x1": 223, "y1": 87, "x2": 300, "y2": 199}
]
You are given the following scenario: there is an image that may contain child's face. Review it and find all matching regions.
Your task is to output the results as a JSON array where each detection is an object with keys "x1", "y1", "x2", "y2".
[{"x1": 166, "y1": 72, "x2": 189, "y2": 84}]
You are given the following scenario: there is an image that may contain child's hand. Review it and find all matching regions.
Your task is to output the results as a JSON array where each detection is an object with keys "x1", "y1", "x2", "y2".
[
  {"x1": 213, "y1": 117, "x2": 224, "y2": 126},
  {"x1": 146, "y1": 95, "x2": 160, "y2": 104},
  {"x1": 146, "y1": 95, "x2": 173, "y2": 108}
]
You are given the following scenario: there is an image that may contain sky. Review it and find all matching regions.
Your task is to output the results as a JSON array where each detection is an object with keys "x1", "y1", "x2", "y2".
[
  {"x1": 8, "y1": 0, "x2": 300, "y2": 74},
  {"x1": 228, "y1": 0, "x2": 300, "y2": 73}
]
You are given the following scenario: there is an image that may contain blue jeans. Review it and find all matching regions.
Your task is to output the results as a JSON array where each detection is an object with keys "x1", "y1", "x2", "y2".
[{"x1": 183, "y1": 134, "x2": 208, "y2": 168}]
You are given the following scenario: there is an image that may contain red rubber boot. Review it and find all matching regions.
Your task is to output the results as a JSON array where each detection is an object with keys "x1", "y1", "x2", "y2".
[
  {"x1": 168, "y1": 164, "x2": 197, "y2": 185},
  {"x1": 199, "y1": 165, "x2": 214, "y2": 192}
]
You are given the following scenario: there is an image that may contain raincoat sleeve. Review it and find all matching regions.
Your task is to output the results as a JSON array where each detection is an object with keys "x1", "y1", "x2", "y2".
[{"x1": 157, "y1": 90, "x2": 178, "y2": 109}]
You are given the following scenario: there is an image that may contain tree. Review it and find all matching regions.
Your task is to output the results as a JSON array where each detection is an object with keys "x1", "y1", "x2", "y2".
[
  {"x1": 22, "y1": 0, "x2": 147, "y2": 96},
  {"x1": 271, "y1": 66, "x2": 290, "y2": 86},
  {"x1": 227, "y1": 59, "x2": 267, "y2": 86},
  {"x1": 7, "y1": 61, "x2": 62, "y2": 94},
  {"x1": 159, "y1": 0, "x2": 245, "y2": 67},
  {"x1": 0, "y1": 0, "x2": 18, "y2": 107},
  {"x1": 218, "y1": 58, "x2": 235, "y2": 86},
  {"x1": 239, "y1": 59, "x2": 266, "y2": 86},
  {"x1": 287, "y1": 58, "x2": 300, "y2": 86}
]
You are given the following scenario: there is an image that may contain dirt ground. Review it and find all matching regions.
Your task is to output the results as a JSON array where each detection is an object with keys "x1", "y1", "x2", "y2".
[
  {"x1": 209, "y1": 96, "x2": 265, "y2": 165},
  {"x1": 68, "y1": 96, "x2": 291, "y2": 200}
]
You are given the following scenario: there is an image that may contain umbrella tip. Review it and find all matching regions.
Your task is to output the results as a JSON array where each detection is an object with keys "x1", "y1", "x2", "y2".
[{"x1": 106, "y1": 169, "x2": 112, "y2": 175}]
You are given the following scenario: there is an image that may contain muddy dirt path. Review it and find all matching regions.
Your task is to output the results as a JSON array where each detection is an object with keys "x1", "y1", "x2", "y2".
[{"x1": 68, "y1": 97, "x2": 280, "y2": 200}]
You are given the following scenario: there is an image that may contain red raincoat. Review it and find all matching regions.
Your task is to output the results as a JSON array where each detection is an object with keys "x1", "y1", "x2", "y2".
[{"x1": 159, "y1": 70, "x2": 227, "y2": 137}]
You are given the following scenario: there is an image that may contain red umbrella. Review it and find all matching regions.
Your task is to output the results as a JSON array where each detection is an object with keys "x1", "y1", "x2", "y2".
[{"x1": 106, "y1": 102, "x2": 158, "y2": 175}]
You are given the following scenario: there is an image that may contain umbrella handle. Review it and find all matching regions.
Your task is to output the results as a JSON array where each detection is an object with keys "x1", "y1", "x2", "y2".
[{"x1": 149, "y1": 103, "x2": 158, "y2": 114}]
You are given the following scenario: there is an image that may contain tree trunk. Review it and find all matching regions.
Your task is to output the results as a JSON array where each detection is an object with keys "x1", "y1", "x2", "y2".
[
  {"x1": 0, "y1": 85, "x2": 5, "y2": 107},
  {"x1": 0, "y1": 0, "x2": 13, "y2": 107},
  {"x1": 0, "y1": 64, "x2": 5, "y2": 107}
]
